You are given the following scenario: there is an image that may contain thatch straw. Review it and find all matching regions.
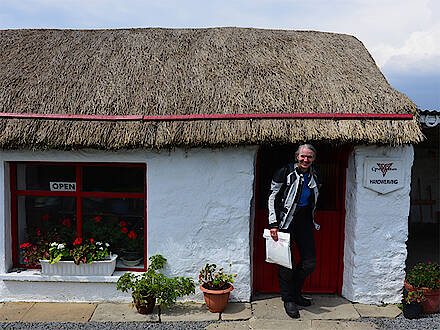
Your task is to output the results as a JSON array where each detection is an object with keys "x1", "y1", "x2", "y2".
[{"x1": 0, "y1": 27, "x2": 423, "y2": 150}]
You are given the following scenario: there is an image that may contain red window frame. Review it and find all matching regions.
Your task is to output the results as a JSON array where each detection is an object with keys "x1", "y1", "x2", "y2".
[{"x1": 10, "y1": 161, "x2": 148, "y2": 271}]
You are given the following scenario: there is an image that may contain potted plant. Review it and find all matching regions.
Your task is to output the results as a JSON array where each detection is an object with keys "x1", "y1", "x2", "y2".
[
  {"x1": 21, "y1": 237, "x2": 116, "y2": 276},
  {"x1": 117, "y1": 220, "x2": 144, "y2": 266},
  {"x1": 402, "y1": 289, "x2": 425, "y2": 319},
  {"x1": 198, "y1": 263, "x2": 237, "y2": 312},
  {"x1": 116, "y1": 254, "x2": 195, "y2": 314},
  {"x1": 405, "y1": 261, "x2": 440, "y2": 314}
]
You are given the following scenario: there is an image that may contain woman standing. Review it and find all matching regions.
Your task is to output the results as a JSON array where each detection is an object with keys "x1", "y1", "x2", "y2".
[{"x1": 267, "y1": 143, "x2": 321, "y2": 319}]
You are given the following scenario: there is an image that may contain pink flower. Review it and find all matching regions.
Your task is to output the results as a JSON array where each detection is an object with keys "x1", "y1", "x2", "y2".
[
  {"x1": 37, "y1": 230, "x2": 41, "y2": 236},
  {"x1": 20, "y1": 243, "x2": 31, "y2": 248}
]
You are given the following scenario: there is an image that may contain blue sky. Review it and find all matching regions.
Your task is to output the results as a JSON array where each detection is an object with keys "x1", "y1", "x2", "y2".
[{"x1": 1, "y1": 0, "x2": 438, "y2": 109}]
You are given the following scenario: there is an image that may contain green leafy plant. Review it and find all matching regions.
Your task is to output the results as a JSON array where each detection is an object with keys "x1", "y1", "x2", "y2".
[
  {"x1": 403, "y1": 289, "x2": 426, "y2": 305},
  {"x1": 199, "y1": 263, "x2": 237, "y2": 290},
  {"x1": 116, "y1": 255, "x2": 195, "y2": 308},
  {"x1": 20, "y1": 236, "x2": 111, "y2": 266},
  {"x1": 70, "y1": 237, "x2": 111, "y2": 265},
  {"x1": 406, "y1": 262, "x2": 440, "y2": 289}
]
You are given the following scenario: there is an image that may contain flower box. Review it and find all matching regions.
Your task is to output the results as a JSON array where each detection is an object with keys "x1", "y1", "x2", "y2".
[{"x1": 40, "y1": 254, "x2": 117, "y2": 276}]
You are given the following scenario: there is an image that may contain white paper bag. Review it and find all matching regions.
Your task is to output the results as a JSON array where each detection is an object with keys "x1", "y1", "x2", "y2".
[{"x1": 263, "y1": 229, "x2": 292, "y2": 269}]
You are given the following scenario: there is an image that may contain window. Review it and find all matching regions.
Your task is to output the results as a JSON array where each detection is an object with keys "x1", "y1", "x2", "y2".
[{"x1": 10, "y1": 162, "x2": 147, "y2": 271}]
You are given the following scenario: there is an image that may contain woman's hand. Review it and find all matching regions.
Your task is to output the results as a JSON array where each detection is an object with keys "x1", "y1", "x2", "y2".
[{"x1": 270, "y1": 228, "x2": 279, "y2": 241}]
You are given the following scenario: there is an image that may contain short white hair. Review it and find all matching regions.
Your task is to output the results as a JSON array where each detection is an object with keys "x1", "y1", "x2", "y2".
[{"x1": 295, "y1": 143, "x2": 316, "y2": 159}]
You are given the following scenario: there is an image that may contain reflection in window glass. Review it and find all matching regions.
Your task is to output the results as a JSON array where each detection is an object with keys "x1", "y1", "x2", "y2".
[
  {"x1": 82, "y1": 166, "x2": 144, "y2": 193},
  {"x1": 82, "y1": 197, "x2": 145, "y2": 268},
  {"x1": 17, "y1": 196, "x2": 77, "y2": 263},
  {"x1": 17, "y1": 165, "x2": 76, "y2": 191}
]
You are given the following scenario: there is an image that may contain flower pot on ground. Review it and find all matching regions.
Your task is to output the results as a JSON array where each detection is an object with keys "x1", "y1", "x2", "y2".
[
  {"x1": 198, "y1": 263, "x2": 237, "y2": 313},
  {"x1": 116, "y1": 254, "x2": 195, "y2": 314},
  {"x1": 132, "y1": 294, "x2": 156, "y2": 314},
  {"x1": 405, "y1": 261, "x2": 440, "y2": 314},
  {"x1": 402, "y1": 289, "x2": 425, "y2": 319}
]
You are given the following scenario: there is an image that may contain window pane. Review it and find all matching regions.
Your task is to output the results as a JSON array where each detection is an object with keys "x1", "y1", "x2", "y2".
[
  {"x1": 17, "y1": 164, "x2": 76, "y2": 191},
  {"x1": 82, "y1": 197, "x2": 144, "y2": 268},
  {"x1": 17, "y1": 196, "x2": 77, "y2": 264},
  {"x1": 82, "y1": 166, "x2": 144, "y2": 193}
]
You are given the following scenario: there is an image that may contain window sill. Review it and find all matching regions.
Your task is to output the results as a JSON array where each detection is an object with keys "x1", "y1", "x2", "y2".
[{"x1": 0, "y1": 269, "x2": 126, "y2": 283}]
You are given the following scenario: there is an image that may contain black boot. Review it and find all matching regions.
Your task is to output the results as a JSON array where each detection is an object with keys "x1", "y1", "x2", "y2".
[
  {"x1": 294, "y1": 294, "x2": 312, "y2": 307},
  {"x1": 283, "y1": 301, "x2": 300, "y2": 318}
]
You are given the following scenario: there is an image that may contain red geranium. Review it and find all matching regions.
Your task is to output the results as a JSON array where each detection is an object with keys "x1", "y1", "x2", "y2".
[
  {"x1": 119, "y1": 221, "x2": 127, "y2": 227},
  {"x1": 92, "y1": 216, "x2": 102, "y2": 223},
  {"x1": 73, "y1": 237, "x2": 82, "y2": 245},
  {"x1": 121, "y1": 227, "x2": 128, "y2": 234},
  {"x1": 128, "y1": 230, "x2": 137, "y2": 240},
  {"x1": 20, "y1": 242, "x2": 32, "y2": 248},
  {"x1": 62, "y1": 218, "x2": 71, "y2": 227},
  {"x1": 42, "y1": 214, "x2": 50, "y2": 221},
  {"x1": 90, "y1": 238, "x2": 94, "y2": 242}
]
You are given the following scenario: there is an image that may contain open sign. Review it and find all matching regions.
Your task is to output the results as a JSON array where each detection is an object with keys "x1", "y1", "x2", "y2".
[{"x1": 50, "y1": 182, "x2": 76, "y2": 192}]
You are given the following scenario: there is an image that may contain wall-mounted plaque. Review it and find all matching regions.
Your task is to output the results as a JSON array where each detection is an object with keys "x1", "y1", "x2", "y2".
[{"x1": 363, "y1": 158, "x2": 404, "y2": 194}]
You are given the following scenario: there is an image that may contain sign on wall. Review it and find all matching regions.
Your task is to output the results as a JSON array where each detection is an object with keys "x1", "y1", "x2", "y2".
[
  {"x1": 363, "y1": 158, "x2": 404, "y2": 194},
  {"x1": 49, "y1": 182, "x2": 76, "y2": 192}
]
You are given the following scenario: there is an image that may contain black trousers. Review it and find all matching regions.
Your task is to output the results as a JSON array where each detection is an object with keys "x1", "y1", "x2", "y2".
[{"x1": 278, "y1": 206, "x2": 317, "y2": 302}]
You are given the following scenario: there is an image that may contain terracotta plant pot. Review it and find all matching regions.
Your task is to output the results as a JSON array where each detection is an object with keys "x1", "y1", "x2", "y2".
[
  {"x1": 132, "y1": 294, "x2": 156, "y2": 314},
  {"x1": 200, "y1": 284, "x2": 234, "y2": 313},
  {"x1": 404, "y1": 281, "x2": 440, "y2": 314},
  {"x1": 402, "y1": 302, "x2": 422, "y2": 319}
]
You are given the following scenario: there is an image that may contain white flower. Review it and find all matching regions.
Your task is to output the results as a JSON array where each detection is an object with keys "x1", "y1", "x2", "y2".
[
  {"x1": 96, "y1": 242, "x2": 102, "y2": 246},
  {"x1": 105, "y1": 243, "x2": 110, "y2": 247},
  {"x1": 99, "y1": 247, "x2": 103, "y2": 250},
  {"x1": 57, "y1": 244, "x2": 65, "y2": 250},
  {"x1": 51, "y1": 242, "x2": 58, "y2": 247}
]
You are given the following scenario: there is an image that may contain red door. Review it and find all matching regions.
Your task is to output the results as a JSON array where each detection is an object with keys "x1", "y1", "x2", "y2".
[{"x1": 253, "y1": 145, "x2": 350, "y2": 294}]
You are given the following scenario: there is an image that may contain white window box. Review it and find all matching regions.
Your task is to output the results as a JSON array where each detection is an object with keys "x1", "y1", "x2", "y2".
[{"x1": 39, "y1": 254, "x2": 117, "y2": 276}]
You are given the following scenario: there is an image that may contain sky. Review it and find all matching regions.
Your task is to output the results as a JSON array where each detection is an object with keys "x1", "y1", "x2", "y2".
[{"x1": 1, "y1": 0, "x2": 439, "y2": 110}]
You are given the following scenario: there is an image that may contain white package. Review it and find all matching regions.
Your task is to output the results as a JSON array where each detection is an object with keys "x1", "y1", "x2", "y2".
[{"x1": 263, "y1": 229, "x2": 292, "y2": 269}]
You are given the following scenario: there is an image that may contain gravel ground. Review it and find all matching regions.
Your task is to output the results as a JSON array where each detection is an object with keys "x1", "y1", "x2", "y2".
[
  {"x1": 0, "y1": 314, "x2": 439, "y2": 329},
  {"x1": 0, "y1": 321, "x2": 215, "y2": 330},
  {"x1": 358, "y1": 313, "x2": 440, "y2": 330}
]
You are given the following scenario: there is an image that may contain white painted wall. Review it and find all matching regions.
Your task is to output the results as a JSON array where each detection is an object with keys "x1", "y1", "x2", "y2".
[
  {"x1": 0, "y1": 146, "x2": 257, "y2": 302},
  {"x1": 342, "y1": 145, "x2": 413, "y2": 304}
]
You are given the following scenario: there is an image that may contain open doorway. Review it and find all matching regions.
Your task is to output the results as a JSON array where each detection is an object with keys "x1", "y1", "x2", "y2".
[
  {"x1": 252, "y1": 143, "x2": 350, "y2": 294},
  {"x1": 408, "y1": 125, "x2": 440, "y2": 268}
]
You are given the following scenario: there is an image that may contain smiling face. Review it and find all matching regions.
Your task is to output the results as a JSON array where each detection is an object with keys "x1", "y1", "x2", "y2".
[{"x1": 296, "y1": 147, "x2": 315, "y2": 172}]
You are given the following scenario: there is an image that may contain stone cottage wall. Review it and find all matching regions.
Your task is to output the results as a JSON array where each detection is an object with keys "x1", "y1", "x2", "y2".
[
  {"x1": 0, "y1": 147, "x2": 257, "y2": 302},
  {"x1": 342, "y1": 145, "x2": 414, "y2": 304}
]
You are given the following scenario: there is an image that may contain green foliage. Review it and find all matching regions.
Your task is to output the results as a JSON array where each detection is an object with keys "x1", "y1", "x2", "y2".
[
  {"x1": 20, "y1": 236, "x2": 111, "y2": 266},
  {"x1": 403, "y1": 289, "x2": 425, "y2": 305},
  {"x1": 48, "y1": 242, "x2": 70, "y2": 264},
  {"x1": 199, "y1": 263, "x2": 237, "y2": 290},
  {"x1": 406, "y1": 262, "x2": 440, "y2": 289},
  {"x1": 116, "y1": 254, "x2": 195, "y2": 307},
  {"x1": 70, "y1": 238, "x2": 111, "y2": 265}
]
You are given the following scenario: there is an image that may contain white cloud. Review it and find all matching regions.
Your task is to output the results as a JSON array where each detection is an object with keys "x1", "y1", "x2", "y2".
[{"x1": 372, "y1": 24, "x2": 440, "y2": 73}]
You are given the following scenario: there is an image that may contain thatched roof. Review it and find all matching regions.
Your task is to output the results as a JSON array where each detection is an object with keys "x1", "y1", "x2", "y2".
[{"x1": 0, "y1": 27, "x2": 423, "y2": 150}]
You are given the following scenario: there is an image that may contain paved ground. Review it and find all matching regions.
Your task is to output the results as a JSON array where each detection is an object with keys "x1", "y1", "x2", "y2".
[{"x1": 0, "y1": 294, "x2": 403, "y2": 329}]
